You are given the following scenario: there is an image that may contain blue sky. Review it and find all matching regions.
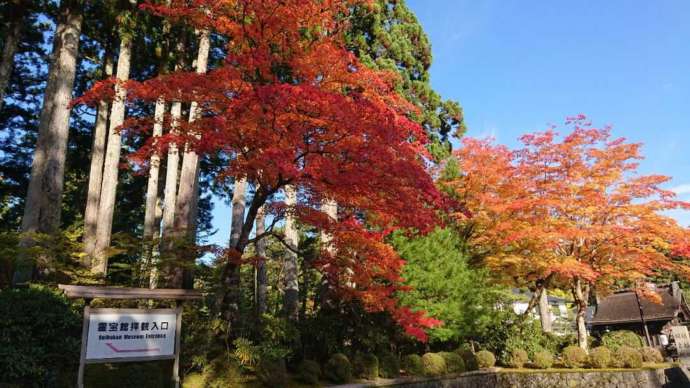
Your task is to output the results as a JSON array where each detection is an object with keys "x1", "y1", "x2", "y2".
[
  {"x1": 208, "y1": 1, "x2": 690, "y2": 247},
  {"x1": 406, "y1": 0, "x2": 690, "y2": 225}
]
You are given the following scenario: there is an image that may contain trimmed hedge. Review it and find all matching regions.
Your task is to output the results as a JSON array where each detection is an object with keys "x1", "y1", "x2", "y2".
[
  {"x1": 507, "y1": 349, "x2": 529, "y2": 368},
  {"x1": 421, "y1": 353, "x2": 446, "y2": 376},
  {"x1": 475, "y1": 350, "x2": 496, "y2": 369},
  {"x1": 639, "y1": 346, "x2": 663, "y2": 363},
  {"x1": 402, "y1": 354, "x2": 424, "y2": 376},
  {"x1": 256, "y1": 358, "x2": 287, "y2": 387},
  {"x1": 297, "y1": 360, "x2": 321, "y2": 385},
  {"x1": 601, "y1": 330, "x2": 644, "y2": 351},
  {"x1": 616, "y1": 346, "x2": 643, "y2": 368},
  {"x1": 325, "y1": 353, "x2": 352, "y2": 383},
  {"x1": 0, "y1": 286, "x2": 81, "y2": 387},
  {"x1": 439, "y1": 351, "x2": 465, "y2": 373},
  {"x1": 561, "y1": 345, "x2": 588, "y2": 368},
  {"x1": 354, "y1": 353, "x2": 379, "y2": 380},
  {"x1": 456, "y1": 347, "x2": 478, "y2": 371},
  {"x1": 588, "y1": 346, "x2": 612, "y2": 368},
  {"x1": 377, "y1": 350, "x2": 400, "y2": 378},
  {"x1": 532, "y1": 350, "x2": 553, "y2": 369}
]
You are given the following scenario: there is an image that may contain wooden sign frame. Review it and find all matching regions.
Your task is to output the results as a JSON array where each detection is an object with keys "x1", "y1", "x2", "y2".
[
  {"x1": 77, "y1": 307, "x2": 182, "y2": 387},
  {"x1": 59, "y1": 285, "x2": 202, "y2": 388}
]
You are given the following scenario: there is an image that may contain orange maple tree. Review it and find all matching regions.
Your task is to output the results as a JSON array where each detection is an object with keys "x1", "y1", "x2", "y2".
[
  {"x1": 77, "y1": 0, "x2": 443, "y2": 340},
  {"x1": 445, "y1": 115, "x2": 690, "y2": 350}
]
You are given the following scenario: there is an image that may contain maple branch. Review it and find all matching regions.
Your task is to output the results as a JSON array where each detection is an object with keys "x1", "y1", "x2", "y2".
[
  {"x1": 247, "y1": 214, "x2": 283, "y2": 244},
  {"x1": 269, "y1": 231, "x2": 301, "y2": 256}
]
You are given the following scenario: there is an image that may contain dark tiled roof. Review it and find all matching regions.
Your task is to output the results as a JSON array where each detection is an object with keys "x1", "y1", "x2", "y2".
[{"x1": 590, "y1": 286, "x2": 685, "y2": 325}]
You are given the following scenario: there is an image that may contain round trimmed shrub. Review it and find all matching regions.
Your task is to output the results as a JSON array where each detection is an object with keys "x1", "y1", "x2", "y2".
[
  {"x1": 402, "y1": 354, "x2": 424, "y2": 376},
  {"x1": 439, "y1": 351, "x2": 465, "y2": 373},
  {"x1": 561, "y1": 345, "x2": 588, "y2": 368},
  {"x1": 354, "y1": 353, "x2": 379, "y2": 380},
  {"x1": 601, "y1": 330, "x2": 644, "y2": 351},
  {"x1": 507, "y1": 349, "x2": 529, "y2": 368},
  {"x1": 639, "y1": 346, "x2": 663, "y2": 363},
  {"x1": 475, "y1": 350, "x2": 496, "y2": 369},
  {"x1": 377, "y1": 350, "x2": 400, "y2": 378},
  {"x1": 456, "y1": 347, "x2": 478, "y2": 371},
  {"x1": 532, "y1": 350, "x2": 554, "y2": 369},
  {"x1": 588, "y1": 346, "x2": 612, "y2": 368},
  {"x1": 325, "y1": 353, "x2": 352, "y2": 383},
  {"x1": 297, "y1": 360, "x2": 321, "y2": 385},
  {"x1": 421, "y1": 353, "x2": 447, "y2": 376},
  {"x1": 256, "y1": 357, "x2": 287, "y2": 387},
  {"x1": 616, "y1": 346, "x2": 643, "y2": 368}
]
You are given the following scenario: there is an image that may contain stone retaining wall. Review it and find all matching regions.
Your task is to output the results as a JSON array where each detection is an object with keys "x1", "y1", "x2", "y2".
[{"x1": 335, "y1": 367, "x2": 681, "y2": 388}]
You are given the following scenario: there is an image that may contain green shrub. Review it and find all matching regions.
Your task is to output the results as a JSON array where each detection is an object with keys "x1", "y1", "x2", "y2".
[
  {"x1": 561, "y1": 345, "x2": 588, "y2": 368},
  {"x1": 324, "y1": 353, "x2": 352, "y2": 383},
  {"x1": 475, "y1": 350, "x2": 496, "y2": 369},
  {"x1": 421, "y1": 353, "x2": 447, "y2": 376},
  {"x1": 297, "y1": 360, "x2": 321, "y2": 385},
  {"x1": 456, "y1": 347, "x2": 478, "y2": 371},
  {"x1": 507, "y1": 349, "x2": 529, "y2": 368},
  {"x1": 616, "y1": 346, "x2": 643, "y2": 368},
  {"x1": 182, "y1": 372, "x2": 205, "y2": 388},
  {"x1": 85, "y1": 361, "x2": 172, "y2": 388},
  {"x1": 639, "y1": 346, "x2": 663, "y2": 363},
  {"x1": 600, "y1": 330, "x2": 644, "y2": 351},
  {"x1": 354, "y1": 353, "x2": 379, "y2": 380},
  {"x1": 532, "y1": 350, "x2": 553, "y2": 369},
  {"x1": 256, "y1": 357, "x2": 287, "y2": 387},
  {"x1": 377, "y1": 350, "x2": 400, "y2": 378},
  {"x1": 0, "y1": 286, "x2": 81, "y2": 387},
  {"x1": 199, "y1": 356, "x2": 243, "y2": 388},
  {"x1": 588, "y1": 346, "x2": 612, "y2": 368},
  {"x1": 439, "y1": 351, "x2": 465, "y2": 373},
  {"x1": 402, "y1": 354, "x2": 424, "y2": 376}
]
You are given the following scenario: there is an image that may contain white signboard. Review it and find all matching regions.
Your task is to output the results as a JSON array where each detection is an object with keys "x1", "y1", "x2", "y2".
[
  {"x1": 85, "y1": 308, "x2": 178, "y2": 361},
  {"x1": 671, "y1": 325, "x2": 690, "y2": 356}
]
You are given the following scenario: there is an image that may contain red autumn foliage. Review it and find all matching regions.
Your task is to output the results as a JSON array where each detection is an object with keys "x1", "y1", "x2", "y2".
[{"x1": 77, "y1": 0, "x2": 444, "y2": 340}]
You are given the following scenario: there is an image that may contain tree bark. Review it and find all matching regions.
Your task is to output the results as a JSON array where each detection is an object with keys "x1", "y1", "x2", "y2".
[
  {"x1": 14, "y1": 0, "x2": 82, "y2": 285},
  {"x1": 283, "y1": 185, "x2": 299, "y2": 321},
  {"x1": 255, "y1": 206, "x2": 268, "y2": 316},
  {"x1": 538, "y1": 287, "x2": 553, "y2": 333},
  {"x1": 229, "y1": 178, "x2": 247, "y2": 247},
  {"x1": 169, "y1": 30, "x2": 211, "y2": 288},
  {"x1": 573, "y1": 278, "x2": 590, "y2": 352},
  {"x1": 319, "y1": 199, "x2": 337, "y2": 308},
  {"x1": 141, "y1": 97, "x2": 166, "y2": 279},
  {"x1": 218, "y1": 177, "x2": 248, "y2": 331},
  {"x1": 156, "y1": 101, "x2": 181, "y2": 286},
  {"x1": 0, "y1": 3, "x2": 22, "y2": 114},
  {"x1": 83, "y1": 52, "x2": 114, "y2": 262},
  {"x1": 92, "y1": 36, "x2": 132, "y2": 275}
]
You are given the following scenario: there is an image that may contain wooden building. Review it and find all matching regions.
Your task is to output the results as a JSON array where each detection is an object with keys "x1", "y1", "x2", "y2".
[{"x1": 589, "y1": 282, "x2": 690, "y2": 346}]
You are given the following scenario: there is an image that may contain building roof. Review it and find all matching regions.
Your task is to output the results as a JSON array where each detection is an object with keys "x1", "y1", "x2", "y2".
[{"x1": 589, "y1": 284, "x2": 689, "y2": 326}]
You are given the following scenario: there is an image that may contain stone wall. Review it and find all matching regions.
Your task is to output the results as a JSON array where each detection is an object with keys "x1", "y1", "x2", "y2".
[{"x1": 335, "y1": 368, "x2": 682, "y2": 388}]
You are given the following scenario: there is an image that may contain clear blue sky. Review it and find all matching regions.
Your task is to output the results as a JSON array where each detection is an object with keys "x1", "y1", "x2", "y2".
[
  {"x1": 208, "y1": 1, "x2": 690, "y2": 247},
  {"x1": 407, "y1": 0, "x2": 690, "y2": 225}
]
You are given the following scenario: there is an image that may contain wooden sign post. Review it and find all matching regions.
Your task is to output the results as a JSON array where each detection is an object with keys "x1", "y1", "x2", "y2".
[{"x1": 59, "y1": 285, "x2": 202, "y2": 388}]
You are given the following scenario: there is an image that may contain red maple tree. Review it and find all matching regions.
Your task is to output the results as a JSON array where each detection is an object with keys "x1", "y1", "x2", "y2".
[{"x1": 78, "y1": 0, "x2": 443, "y2": 340}]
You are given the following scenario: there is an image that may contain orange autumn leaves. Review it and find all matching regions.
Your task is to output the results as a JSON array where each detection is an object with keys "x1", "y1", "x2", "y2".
[{"x1": 446, "y1": 115, "x2": 690, "y2": 294}]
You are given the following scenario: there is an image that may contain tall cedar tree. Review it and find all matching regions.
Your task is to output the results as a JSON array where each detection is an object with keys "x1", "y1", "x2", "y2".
[
  {"x1": 78, "y1": 0, "x2": 444, "y2": 340},
  {"x1": 346, "y1": 0, "x2": 465, "y2": 159},
  {"x1": 446, "y1": 115, "x2": 690, "y2": 350}
]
